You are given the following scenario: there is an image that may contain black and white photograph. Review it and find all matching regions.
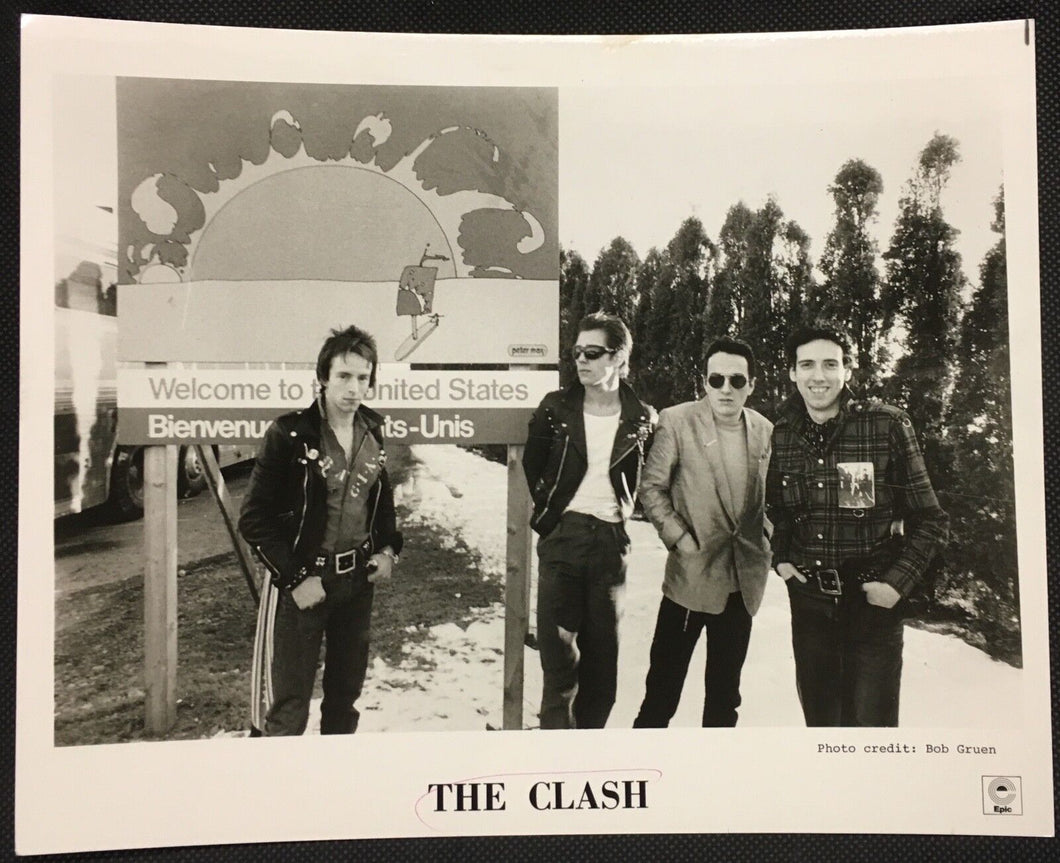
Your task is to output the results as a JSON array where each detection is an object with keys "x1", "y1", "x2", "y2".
[{"x1": 19, "y1": 15, "x2": 1050, "y2": 853}]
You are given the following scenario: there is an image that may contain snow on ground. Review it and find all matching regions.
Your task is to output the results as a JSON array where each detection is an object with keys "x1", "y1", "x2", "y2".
[{"x1": 306, "y1": 444, "x2": 1022, "y2": 733}]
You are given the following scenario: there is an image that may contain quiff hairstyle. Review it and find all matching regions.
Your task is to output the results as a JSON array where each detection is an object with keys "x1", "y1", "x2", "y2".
[
  {"x1": 577, "y1": 311, "x2": 633, "y2": 378},
  {"x1": 784, "y1": 320, "x2": 855, "y2": 369},
  {"x1": 316, "y1": 324, "x2": 379, "y2": 389}
]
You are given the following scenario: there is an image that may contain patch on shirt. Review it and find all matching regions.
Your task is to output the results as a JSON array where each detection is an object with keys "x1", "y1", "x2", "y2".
[
  {"x1": 837, "y1": 461, "x2": 875, "y2": 508},
  {"x1": 346, "y1": 451, "x2": 383, "y2": 501}
]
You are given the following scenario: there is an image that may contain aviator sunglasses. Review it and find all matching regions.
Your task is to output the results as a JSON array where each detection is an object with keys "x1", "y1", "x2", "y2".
[
  {"x1": 706, "y1": 373, "x2": 749, "y2": 390},
  {"x1": 572, "y1": 345, "x2": 617, "y2": 360}
]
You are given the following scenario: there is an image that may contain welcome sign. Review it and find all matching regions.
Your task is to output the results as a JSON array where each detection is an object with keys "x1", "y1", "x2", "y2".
[{"x1": 114, "y1": 78, "x2": 558, "y2": 443}]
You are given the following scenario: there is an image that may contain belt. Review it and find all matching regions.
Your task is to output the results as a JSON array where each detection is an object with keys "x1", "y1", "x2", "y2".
[
  {"x1": 562, "y1": 511, "x2": 623, "y2": 527},
  {"x1": 315, "y1": 547, "x2": 369, "y2": 575},
  {"x1": 798, "y1": 564, "x2": 881, "y2": 597}
]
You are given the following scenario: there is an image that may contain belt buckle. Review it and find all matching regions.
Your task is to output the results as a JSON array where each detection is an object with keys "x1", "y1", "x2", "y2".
[
  {"x1": 816, "y1": 568, "x2": 842, "y2": 596},
  {"x1": 335, "y1": 550, "x2": 357, "y2": 575}
]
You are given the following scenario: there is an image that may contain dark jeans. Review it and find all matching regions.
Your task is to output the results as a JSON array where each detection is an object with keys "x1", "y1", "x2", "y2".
[
  {"x1": 265, "y1": 568, "x2": 375, "y2": 736},
  {"x1": 633, "y1": 592, "x2": 752, "y2": 728},
  {"x1": 536, "y1": 512, "x2": 629, "y2": 729},
  {"x1": 787, "y1": 580, "x2": 904, "y2": 727}
]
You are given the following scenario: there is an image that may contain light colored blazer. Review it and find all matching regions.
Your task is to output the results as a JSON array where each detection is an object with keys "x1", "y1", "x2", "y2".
[{"x1": 639, "y1": 400, "x2": 774, "y2": 615}]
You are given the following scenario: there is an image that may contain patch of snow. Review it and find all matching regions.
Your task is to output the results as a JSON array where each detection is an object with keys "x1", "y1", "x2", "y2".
[{"x1": 297, "y1": 444, "x2": 1023, "y2": 734}]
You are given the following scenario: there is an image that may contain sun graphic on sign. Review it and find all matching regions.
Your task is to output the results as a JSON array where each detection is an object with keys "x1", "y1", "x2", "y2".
[
  {"x1": 191, "y1": 164, "x2": 456, "y2": 282},
  {"x1": 130, "y1": 108, "x2": 547, "y2": 358},
  {"x1": 133, "y1": 111, "x2": 544, "y2": 284}
]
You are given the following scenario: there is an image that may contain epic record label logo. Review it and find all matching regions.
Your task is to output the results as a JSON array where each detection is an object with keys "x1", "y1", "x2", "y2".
[{"x1": 982, "y1": 776, "x2": 1022, "y2": 815}]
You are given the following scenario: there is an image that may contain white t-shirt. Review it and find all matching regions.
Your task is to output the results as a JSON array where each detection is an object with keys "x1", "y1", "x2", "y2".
[{"x1": 566, "y1": 410, "x2": 622, "y2": 522}]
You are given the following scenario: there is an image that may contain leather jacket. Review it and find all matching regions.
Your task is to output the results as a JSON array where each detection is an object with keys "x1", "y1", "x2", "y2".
[
  {"x1": 238, "y1": 400, "x2": 403, "y2": 589},
  {"x1": 523, "y1": 380, "x2": 655, "y2": 537}
]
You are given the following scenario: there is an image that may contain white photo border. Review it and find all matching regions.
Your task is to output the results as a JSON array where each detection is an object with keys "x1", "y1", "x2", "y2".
[{"x1": 19, "y1": 16, "x2": 1051, "y2": 853}]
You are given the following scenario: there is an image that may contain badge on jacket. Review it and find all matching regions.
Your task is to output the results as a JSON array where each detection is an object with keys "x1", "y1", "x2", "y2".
[{"x1": 837, "y1": 462, "x2": 875, "y2": 508}]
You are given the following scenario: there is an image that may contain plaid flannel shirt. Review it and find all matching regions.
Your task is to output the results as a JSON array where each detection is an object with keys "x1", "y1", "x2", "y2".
[{"x1": 765, "y1": 389, "x2": 949, "y2": 597}]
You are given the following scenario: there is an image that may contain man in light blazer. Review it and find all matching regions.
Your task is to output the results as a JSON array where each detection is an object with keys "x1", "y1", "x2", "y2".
[{"x1": 634, "y1": 337, "x2": 773, "y2": 727}]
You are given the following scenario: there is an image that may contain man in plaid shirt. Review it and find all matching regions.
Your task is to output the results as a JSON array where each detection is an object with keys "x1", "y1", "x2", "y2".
[{"x1": 766, "y1": 321, "x2": 948, "y2": 726}]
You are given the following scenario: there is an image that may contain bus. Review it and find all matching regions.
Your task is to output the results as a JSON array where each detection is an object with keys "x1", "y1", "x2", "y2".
[{"x1": 54, "y1": 205, "x2": 256, "y2": 519}]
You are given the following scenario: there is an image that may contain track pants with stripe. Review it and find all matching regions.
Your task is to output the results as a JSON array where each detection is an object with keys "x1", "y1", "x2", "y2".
[{"x1": 251, "y1": 573, "x2": 375, "y2": 735}]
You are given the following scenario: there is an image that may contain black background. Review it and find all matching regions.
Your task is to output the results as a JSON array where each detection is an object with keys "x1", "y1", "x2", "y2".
[{"x1": 6, "y1": 2, "x2": 1058, "y2": 860}]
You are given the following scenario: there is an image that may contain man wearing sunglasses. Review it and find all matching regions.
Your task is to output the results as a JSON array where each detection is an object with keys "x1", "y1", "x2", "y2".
[
  {"x1": 766, "y1": 321, "x2": 948, "y2": 726},
  {"x1": 633, "y1": 337, "x2": 774, "y2": 727},
  {"x1": 523, "y1": 312, "x2": 655, "y2": 729}
]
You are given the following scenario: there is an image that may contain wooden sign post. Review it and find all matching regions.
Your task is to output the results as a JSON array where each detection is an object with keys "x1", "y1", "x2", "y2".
[
  {"x1": 503, "y1": 445, "x2": 534, "y2": 730},
  {"x1": 143, "y1": 442, "x2": 178, "y2": 734}
]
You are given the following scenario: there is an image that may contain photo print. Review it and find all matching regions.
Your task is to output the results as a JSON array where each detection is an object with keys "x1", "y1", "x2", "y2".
[{"x1": 19, "y1": 16, "x2": 1050, "y2": 853}]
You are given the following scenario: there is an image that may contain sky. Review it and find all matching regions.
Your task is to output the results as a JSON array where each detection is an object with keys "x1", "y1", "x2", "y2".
[
  {"x1": 52, "y1": 76, "x2": 116, "y2": 243},
  {"x1": 56, "y1": 72, "x2": 1005, "y2": 292},
  {"x1": 558, "y1": 76, "x2": 1006, "y2": 287}
]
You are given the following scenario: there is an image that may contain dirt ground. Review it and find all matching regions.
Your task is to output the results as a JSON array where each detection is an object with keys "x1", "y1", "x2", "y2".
[
  {"x1": 54, "y1": 464, "x2": 259, "y2": 599},
  {"x1": 53, "y1": 448, "x2": 503, "y2": 745},
  {"x1": 54, "y1": 463, "x2": 258, "y2": 743}
]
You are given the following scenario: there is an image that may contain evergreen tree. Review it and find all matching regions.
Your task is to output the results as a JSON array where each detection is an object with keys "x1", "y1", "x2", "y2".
[
  {"x1": 584, "y1": 237, "x2": 640, "y2": 324},
  {"x1": 877, "y1": 133, "x2": 968, "y2": 632},
  {"x1": 713, "y1": 198, "x2": 813, "y2": 412},
  {"x1": 710, "y1": 202, "x2": 755, "y2": 339},
  {"x1": 629, "y1": 246, "x2": 666, "y2": 403},
  {"x1": 881, "y1": 133, "x2": 966, "y2": 479},
  {"x1": 944, "y1": 189, "x2": 1019, "y2": 639},
  {"x1": 813, "y1": 159, "x2": 885, "y2": 388},
  {"x1": 665, "y1": 217, "x2": 715, "y2": 405},
  {"x1": 558, "y1": 247, "x2": 590, "y2": 385},
  {"x1": 767, "y1": 218, "x2": 814, "y2": 408},
  {"x1": 642, "y1": 248, "x2": 679, "y2": 407}
]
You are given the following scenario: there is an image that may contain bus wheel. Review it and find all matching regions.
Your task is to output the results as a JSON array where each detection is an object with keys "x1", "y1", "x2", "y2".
[
  {"x1": 108, "y1": 445, "x2": 144, "y2": 520},
  {"x1": 109, "y1": 445, "x2": 211, "y2": 520},
  {"x1": 177, "y1": 445, "x2": 210, "y2": 499}
]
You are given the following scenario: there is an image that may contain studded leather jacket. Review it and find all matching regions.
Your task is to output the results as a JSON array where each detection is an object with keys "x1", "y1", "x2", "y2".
[
  {"x1": 523, "y1": 380, "x2": 655, "y2": 537},
  {"x1": 238, "y1": 399, "x2": 403, "y2": 590}
]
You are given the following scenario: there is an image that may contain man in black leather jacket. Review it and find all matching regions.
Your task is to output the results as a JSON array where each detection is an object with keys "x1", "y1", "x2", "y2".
[
  {"x1": 524, "y1": 312, "x2": 654, "y2": 729},
  {"x1": 239, "y1": 325, "x2": 403, "y2": 735}
]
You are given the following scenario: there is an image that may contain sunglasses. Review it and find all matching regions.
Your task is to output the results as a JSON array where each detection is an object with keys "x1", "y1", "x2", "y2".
[
  {"x1": 707, "y1": 373, "x2": 749, "y2": 390},
  {"x1": 572, "y1": 345, "x2": 616, "y2": 361}
]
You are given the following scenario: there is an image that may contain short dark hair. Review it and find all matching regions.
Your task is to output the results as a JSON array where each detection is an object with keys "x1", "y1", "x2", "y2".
[
  {"x1": 784, "y1": 320, "x2": 854, "y2": 369},
  {"x1": 577, "y1": 311, "x2": 633, "y2": 378},
  {"x1": 316, "y1": 324, "x2": 379, "y2": 389},
  {"x1": 704, "y1": 336, "x2": 757, "y2": 381}
]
